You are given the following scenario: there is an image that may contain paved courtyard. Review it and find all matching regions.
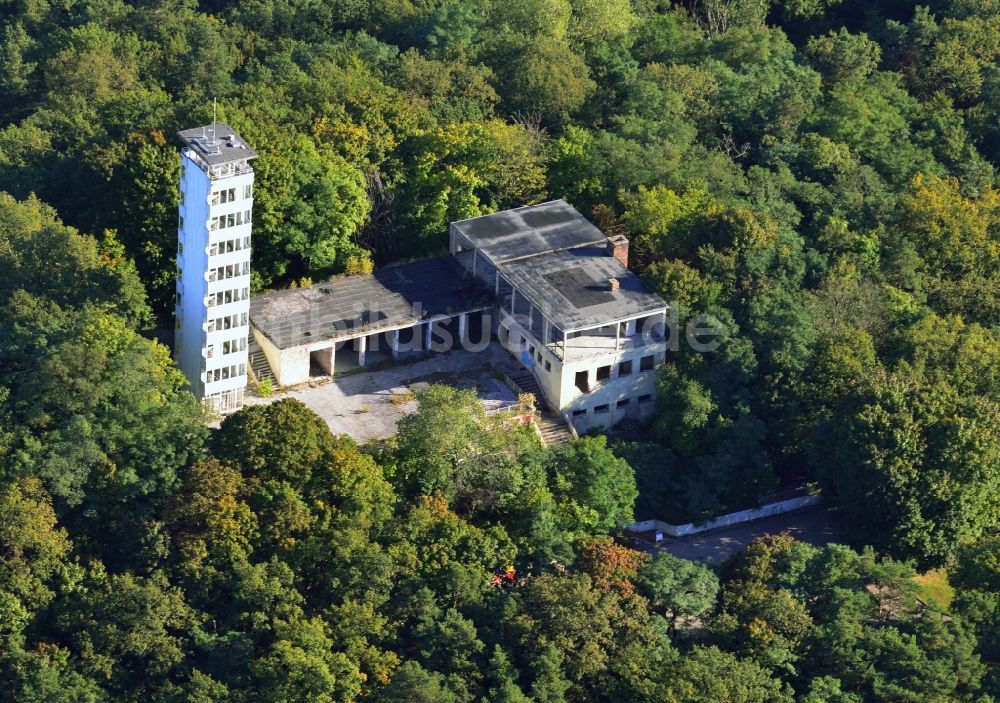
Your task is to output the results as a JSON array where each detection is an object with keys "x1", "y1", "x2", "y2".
[{"x1": 244, "y1": 344, "x2": 523, "y2": 443}]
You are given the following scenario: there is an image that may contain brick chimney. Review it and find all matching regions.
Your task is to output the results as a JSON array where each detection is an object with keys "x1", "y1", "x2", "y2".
[
  {"x1": 608, "y1": 277, "x2": 620, "y2": 291},
  {"x1": 606, "y1": 234, "x2": 629, "y2": 268}
]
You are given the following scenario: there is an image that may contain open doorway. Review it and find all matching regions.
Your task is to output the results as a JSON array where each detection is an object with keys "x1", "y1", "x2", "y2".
[{"x1": 309, "y1": 346, "x2": 334, "y2": 378}]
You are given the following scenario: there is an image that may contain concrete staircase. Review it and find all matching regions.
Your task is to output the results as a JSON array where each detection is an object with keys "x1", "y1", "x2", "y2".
[
  {"x1": 506, "y1": 370, "x2": 575, "y2": 447},
  {"x1": 535, "y1": 412, "x2": 575, "y2": 446},
  {"x1": 248, "y1": 339, "x2": 276, "y2": 385}
]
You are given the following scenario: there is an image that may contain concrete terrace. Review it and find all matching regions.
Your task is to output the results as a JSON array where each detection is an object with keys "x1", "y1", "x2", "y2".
[{"x1": 243, "y1": 344, "x2": 522, "y2": 443}]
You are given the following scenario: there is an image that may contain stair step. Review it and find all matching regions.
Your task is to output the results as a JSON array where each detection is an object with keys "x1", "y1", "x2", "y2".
[
  {"x1": 248, "y1": 341, "x2": 276, "y2": 384},
  {"x1": 534, "y1": 410, "x2": 573, "y2": 447}
]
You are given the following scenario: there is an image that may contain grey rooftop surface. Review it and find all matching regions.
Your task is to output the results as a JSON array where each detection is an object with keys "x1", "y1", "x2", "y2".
[
  {"x1": 452, "y1": 200, "x2": 608, "y2": 264},
  {"x1": 177, "y1": 123, "x2": 258, "y2": 165},
  {"x1": 499, "y1": 246, "x2": 666, "y2": 331},
  {"x1": 250, "y1": 257, "x2": 492, "y2": 350}
]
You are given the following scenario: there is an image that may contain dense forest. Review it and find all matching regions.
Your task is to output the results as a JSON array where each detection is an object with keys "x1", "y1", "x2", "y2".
[{"x1": 2, "y1": 0, "x2": 1000, "y2": 700}]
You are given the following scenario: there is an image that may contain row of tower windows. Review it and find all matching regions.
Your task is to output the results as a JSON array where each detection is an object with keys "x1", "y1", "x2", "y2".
[
  {"x1": 210, "y1": 263, "x2": 249, "y2": 281},
  {"x1": 209, "y1": 237, "x2": 251, "y2": 256},
  {"x1": 208, "y1": 287, "x2": 250, "y2": 307},
  {"x1": 206, "y1": 338, "x2": 247, "y2": 358},
  {"x1": 208, "y1": 312, "x2": 248, "y2": 332},
  {"x1": 211, "y1": 210, "x2": 252, "y2": 231},
  {"x1": 205, "y1": 363, "x2": 247, "y2": 384},
  {"x1": 212, "y1": 185, "x2": 252, "y2": 205}
]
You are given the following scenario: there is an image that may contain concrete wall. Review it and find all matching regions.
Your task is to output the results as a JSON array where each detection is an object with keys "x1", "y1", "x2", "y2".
[
  {"x1": 558, "y1": 344, "x2": 664, "y2": 433},
  {"x1": 252, "y1": 327, "x2": 309, "y2": 387},
  {"x1": 630, "y1": 495, "x2": 822, "y2": 537},
  {"x1": 176, "y1": 152, "x2": 212, "y2": 397},
  {"x1": 499, "y1": 309, "x2": 664, "y2": 432}
]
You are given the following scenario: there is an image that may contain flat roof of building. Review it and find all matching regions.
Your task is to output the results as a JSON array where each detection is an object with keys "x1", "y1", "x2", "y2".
[
  {"x1": 452, "y1": 200, "x2": 608, "y2": 265},
  {"x1": 250, "y1": 256, "x2": 491, "y2": 350},
  {"x1": 499, "y1": 246, "x2": 666, "y2": 332},
  {"x1": 178, "y1": 123, "x2": 258, "y2": 165}
]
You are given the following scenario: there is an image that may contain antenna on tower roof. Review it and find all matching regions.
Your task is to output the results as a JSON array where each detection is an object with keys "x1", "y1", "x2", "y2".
[{"x1": 210, "y1": 98, "x2": 217, "y2": 142}]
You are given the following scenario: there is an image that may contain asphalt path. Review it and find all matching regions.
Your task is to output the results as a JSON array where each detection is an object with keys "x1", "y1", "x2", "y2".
[{"x1": 657, "y1": 506, "x2": 842, "y2": 564}]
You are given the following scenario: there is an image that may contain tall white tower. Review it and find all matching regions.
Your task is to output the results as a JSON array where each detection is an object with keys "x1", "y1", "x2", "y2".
[{"x1": 175, "y1": 123, "x2": 256, "y2": 413}]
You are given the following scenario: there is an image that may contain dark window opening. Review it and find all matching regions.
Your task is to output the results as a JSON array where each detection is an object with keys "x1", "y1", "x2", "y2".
[
  {"x1": 640, "y1": 355, "x2": 655, "y2": 371},
  {"x1": 596, "y1": 365, "x2": 611, "y2": 382},
  {"x1": 618, "y1": 360, "x2": 633, "y2": 376}
]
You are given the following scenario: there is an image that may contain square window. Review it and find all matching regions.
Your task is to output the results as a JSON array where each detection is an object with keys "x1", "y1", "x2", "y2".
[
  {"x1": 618, "y1": 360, "x2": 633, "y2": 376},
  {"x1": 640, "y1": 355, "x2": 655, "y2": 371},
  {"x1": 596, "y1": 365, "x2": 611, "y2": 382}
]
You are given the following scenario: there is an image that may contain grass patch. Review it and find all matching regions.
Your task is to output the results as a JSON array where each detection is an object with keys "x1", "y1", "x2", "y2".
[
  {"x1": 914, "y1": 569, "x2": 955, "y2": 611},
  {"x1": 390, "y1": 390, "x2": 416, "y2": 406}
]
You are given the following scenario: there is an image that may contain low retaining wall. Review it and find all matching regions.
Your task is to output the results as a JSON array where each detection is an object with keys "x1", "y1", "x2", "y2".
[{"x1": 630, "y1": 494, "x2": 821, "y2": 538}]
